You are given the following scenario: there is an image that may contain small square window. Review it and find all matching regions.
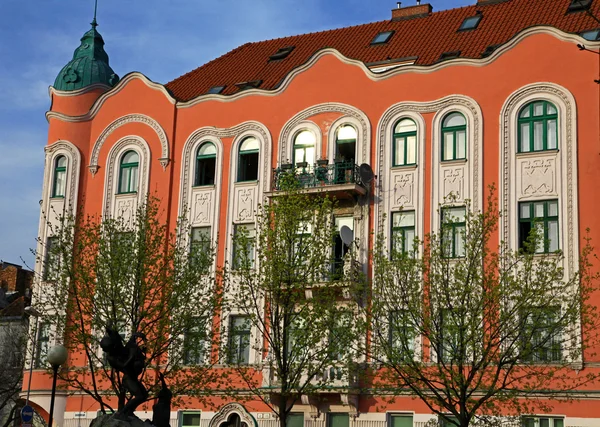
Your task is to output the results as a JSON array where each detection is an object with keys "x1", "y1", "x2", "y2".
[
  {"x1": 180, "y1": 411, "x2": 202, "y2": 427},
  {"x1": 458, "y1": 14, "x2": 482, "y2": 31},
  {"x1": 581, "y1": 29, "x2": 600, "y2": 41},
  {"x1": 269, "y1": 46, "x2": 295, "y2": 60},
  {"x1": 371, "y1": 31, "x2": 394, "y2": 45},
  {"x1": 235, "y1": 80, "x2": 262, "y2": 91},
  {"x1": 439, "y1": 51, "x2": 461, "y2": 61},
  {"x1": 207, "y1": 86, "x2": 225, "y2": 94}
]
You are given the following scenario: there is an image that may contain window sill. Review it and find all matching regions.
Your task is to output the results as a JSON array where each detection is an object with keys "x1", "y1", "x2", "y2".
[
  {"x1": 391, "y1": 164, "x2": 418, "y2": 171},
  {"x1": 516, "y1": 149, "x2": 559, "y2": 158},
  {"x1": 116, "y1": 191, "x2": 138, "y2": 196},
  {"x1": 50, "y1": 196, "x2": 65, "y2": 200},
  {"x1": 234, "y1": 180, "x2": 259, "y2": 186},
  {"x1": 440, "y1": 158, "x2": 467, "y2": 165},
  {"x1": 192, "y1": 184, "x2": 216, "y2": 189}
]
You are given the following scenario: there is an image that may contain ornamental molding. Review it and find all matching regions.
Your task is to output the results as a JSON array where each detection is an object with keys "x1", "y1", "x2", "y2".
[
  {"x1": 102, "y1": 136, "x2": 151, "y2": 216},
  {"x1": 208, "y1": 403, "x2": 257, "y2": 427},
  {"x1": 44, "y1": 140, "x2": 82, "y2": 213},
  {"x1": 499, "y1": 82, "x2": 578, "y2": 274},
  {"x1": 279, "y1": 102, "x2": 371, "y2": 166},
  {"x1": 177, "y1": 26, "x2": 595, "y2": 108},
  {"x1": 89, "y1": 113, "x2": 169, "y2": 175}
]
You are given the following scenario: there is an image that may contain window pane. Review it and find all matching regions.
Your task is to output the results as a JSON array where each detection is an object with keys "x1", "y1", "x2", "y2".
[
  {"x1": 120, "y1": 170, "x2": 129, "y2": 193},
  {"x1": 122, "y1": 151, "x2": 139, "y2": 164},
  {"x1": 547, "y1": 119, "x2": 557, "y2": 149},
  {"x1": 406, "y1": 135, "x2": 417, "y2": 164},
  {"x1": 457, "y1": 130, "x2": 466, "y2": 159},
  {"x1": 288, "y1": 414, "x2": 304, "y2": 427},
  {"x1": 520, "y1": 203, "x2": 530, "y2": 219},
  {"x1": 455, "y1": 225, "x2": 465, "y2": 257},
  {"x1": 540, "y1": 419, "x2": 549, "y2": 427},
  {"x1": 394, "y1": 211, "x2": 415, "y2": 227},
  {"x1": 390, "y1": 415, "x2": 413, "y2": 427},
  {"x1": 520, "y1": 107, "x2": 531, "y2": 118},
  {"x1": 547, "y1": 103, "x2": 557, "y2": 115},
  {"x1": 534, "y1": 121, "x2": 544, "y2": 151},
  {"x1": 444, "y1": 133, "x2": 454, "y2": 160},
  {"x1": 182, "y1": 413, "x2": 201, "y2": 427},
  {"x1": 305, "y1": 146, "x2": 315, "y2": 165},
  {"x1": 533, "y1": 102, "x2": 544, "y2": 116},
  {"x1": 520, "y1": 123, "x2": 530, "y2": 152},
  {"x1": 535, "y1": 223, "x2": 545, "y2": 253},
  {"x1": 548, "y1": 220, "x2": 559, "y2": 252},
  {"x1": 534, "y1": 202, "x2": 544, "y2": 218},
  {"x1": 295, "y1": 130, "x2": 316, "y2": 146},
  {"x1": 55, "y1": 170, "x2": 66, "y2": 197},
  {"x1": 554, "y1": 419, "x2": 564, "y2": 427},
  {"x1": 337, "y1": 125, "x2": 357, "y2": 141},
  {"x1": 394, "y1": 137, "x2": 405, "y2": 165},
  {"x1": 240, "y1": 137, "x2": 259, "y2": 152},
  {"x1": 548, "y1": 201, "x2": 558, "y2": 217},
  {"x1": 198, "y1": 142, "x2": 216, "y2": 156},
  {"x1": 395, "y1": 119, "x2": 417, "y2": 133},
  {"x1": 447, "y1": 207, "x2": 466, "y2": 222},
  {"x1": 443, "y1": 112, "x2": 465, "y2": 127},
  {"x1": 294, "y1": 148, "x2": 305, "y2": 163},
  {"x1": 329, "y1": 413, "x2": 349, "y2": 427},
  {"x1": 404, "y1": 229, "x2": 415, "y2": 252}
]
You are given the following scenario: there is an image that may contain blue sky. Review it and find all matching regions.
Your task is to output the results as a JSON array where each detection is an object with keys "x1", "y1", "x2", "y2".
[{"x1": 0, "y1": 0, "x2": 472, "y2": 268}]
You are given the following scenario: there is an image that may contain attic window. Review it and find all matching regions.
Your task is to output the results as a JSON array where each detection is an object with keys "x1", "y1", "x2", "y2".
[
  {"x1": 235, "y1": 80, "x2": 263, "y2": 91},
  {"x1": 458, "y1": 14, "x2": 482, "y2": 31},
  {"x1": 581, "y1": 28, "x2": 600, "y2": 41},
  {"x1": 567, "y1": 0, "x2": 593, "y2": 12},
  {"x1": 207, "y1": 86, "x2": 226, "y2": 94},
  {"x1": 439, "y1": 51, "x2": 461, "y2": 61},
  {"x1": 481, "y1": 44, "x2": 501, "y2": 58},
  {"x1": 371, "y1": 31, "x2": 394, "y2": 45},
  {"x1": 270, "y1": 46, "x2": 295, "y2": 61}
]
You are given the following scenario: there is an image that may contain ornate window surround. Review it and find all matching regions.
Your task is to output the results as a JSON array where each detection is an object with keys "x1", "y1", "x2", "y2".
[
  {"x1": 499, "y1": 82, "x2": 579, "y2": 276},
  {"x1": 208, "y1": 403, "x2": 256, "y2": 427},
  {"x1": 327, "y1": 116, "x2": 368, "y2": 164},
  {"x1": 102, "y1": 136, "x2": 151, "y2": 217}
]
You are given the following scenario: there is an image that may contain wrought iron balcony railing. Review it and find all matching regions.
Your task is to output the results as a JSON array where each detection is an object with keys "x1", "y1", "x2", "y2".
[{"x1": 272, "y1": 162, "x2": 366, "y2": 191}]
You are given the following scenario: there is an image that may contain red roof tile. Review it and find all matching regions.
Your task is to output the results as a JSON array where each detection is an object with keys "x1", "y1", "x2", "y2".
[{"x1": 165, "y1": 0, "x2": 600, "y2": 101}]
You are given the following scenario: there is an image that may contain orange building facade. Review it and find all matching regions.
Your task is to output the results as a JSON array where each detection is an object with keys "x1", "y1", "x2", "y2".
[{"x1": 26, "y1": 0, "x2": 600, "y2": 426}]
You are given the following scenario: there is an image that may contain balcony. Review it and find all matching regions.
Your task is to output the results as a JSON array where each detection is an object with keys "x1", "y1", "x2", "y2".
[{"x1": 267, "y1": 161, "x2": 368, "y2": 198}]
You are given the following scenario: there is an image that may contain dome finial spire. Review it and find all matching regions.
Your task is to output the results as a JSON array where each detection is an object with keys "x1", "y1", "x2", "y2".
[{"x1": 91, "y1": 0, "x2": 98, "y2": 28}]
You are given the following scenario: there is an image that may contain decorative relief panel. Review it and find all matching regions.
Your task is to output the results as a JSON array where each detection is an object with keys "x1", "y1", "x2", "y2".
[
  {"x1": 442, "y1": 167, "x2": 466, "y2": 202},
  {"x1": 518, "y1": 157, "x2": 556, "y2": 199},
  {"x1": 115, "y1": 196, "x2": 137, "y2": 226},
  {"x1": 391, "y1": 172, "x2": 415, "y2": 209},
  {"x1": 234, "y1": 185, "x2": 257, "y2": 223},
  {"x1": 191, "y1": 189, "x2": 213, "y2": 225}
]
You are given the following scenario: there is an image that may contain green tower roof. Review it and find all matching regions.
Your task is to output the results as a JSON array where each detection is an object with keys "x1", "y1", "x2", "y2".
[{"x1": 54, "y1": 17, "x2": 119, "y2": 92}]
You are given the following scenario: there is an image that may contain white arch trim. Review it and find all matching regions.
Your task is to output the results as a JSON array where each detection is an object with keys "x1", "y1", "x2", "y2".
[{"x1": 208, "y1": 403, "x2": 257, "y2": 427}]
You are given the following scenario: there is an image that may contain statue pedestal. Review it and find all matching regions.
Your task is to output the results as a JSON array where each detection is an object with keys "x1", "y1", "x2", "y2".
[{"x1": 91, "y1": 413, "x2": 157, "y2": 427}]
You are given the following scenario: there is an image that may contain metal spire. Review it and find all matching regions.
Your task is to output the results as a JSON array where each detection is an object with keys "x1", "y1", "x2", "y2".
[{"x1": 91, "y1": 0, "x2": 98, "y2": 28}]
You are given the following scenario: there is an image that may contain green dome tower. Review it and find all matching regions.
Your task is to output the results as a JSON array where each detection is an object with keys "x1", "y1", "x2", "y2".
[{"x1": 54, "y1": 5, "x2": 119, "y2": 92}]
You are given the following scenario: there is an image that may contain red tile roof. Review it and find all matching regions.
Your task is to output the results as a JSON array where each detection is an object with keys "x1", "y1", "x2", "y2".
[{"x1": 165, "y1": 0, "x2": 600, "y2": 101}]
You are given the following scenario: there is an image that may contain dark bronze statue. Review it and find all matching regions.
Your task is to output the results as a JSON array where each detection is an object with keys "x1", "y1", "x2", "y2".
[
  {"x1": 152, "y1": 372, "x2": 172, "y2": 427},
  {"x1": 100, "y1": 327, "x2": 149, "y2": 419}
]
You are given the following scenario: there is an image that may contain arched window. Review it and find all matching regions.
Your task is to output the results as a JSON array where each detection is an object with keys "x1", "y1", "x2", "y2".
[
  {"x1": 118, "y1": 150, "x2": 139, "y2": 194},
  {"x1": 441, "y1": 113, "x2": 467, "y2": 161},
  {"x1": 237, "y1": 137, "x2": 259, "y2": 182},
  {"x1": 518, "y1": 101, "x2": 558, "y2": 152},
  {"x1": 293, "y1": 130, "x2": 316, "y2": 167},
  {"x1": 393, "y1": 119, "x2": 417, "y2": 166},
  {"x1": 335, "y1": 125, "x2": 356, "y2": 163},
  {"x1": 194, "y1": 142, "x2": 216, "y2": 186},
  {"x1": 52, "y1": 155, "x2": 67, "y2": 198}
]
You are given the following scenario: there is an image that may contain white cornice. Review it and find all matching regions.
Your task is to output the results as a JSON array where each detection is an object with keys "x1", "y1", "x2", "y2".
[{"x1": 45, "y1": 26, "x2": 600, "y2": 121}]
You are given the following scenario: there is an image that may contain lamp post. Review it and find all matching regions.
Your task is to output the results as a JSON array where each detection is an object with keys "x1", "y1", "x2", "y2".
[
  {"x1": 47, "y1": 345, "x2": 67, "y2": 427},
  {"x1": 23, "y1": 305, "x2": 41, "y2": 407}
]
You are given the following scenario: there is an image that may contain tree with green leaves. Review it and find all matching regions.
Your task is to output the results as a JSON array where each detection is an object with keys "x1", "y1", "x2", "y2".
[
  {"x1": 368, "y1": 193, "x2": 600, "y2": 427},
  {"x1": 223, "y1": 174, "x2": 362, "y2": 427},
  {"x1": 38, "y1": 197, "x2": 221, "y2": 412}
]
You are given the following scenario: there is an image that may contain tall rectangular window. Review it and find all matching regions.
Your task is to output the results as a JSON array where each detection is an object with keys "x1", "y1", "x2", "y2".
[
  {"x1": 287, "y1": 413, "x2": 304, "y2": 427},
  {"x1": 332, "y1": 217, "x2": 353, "y2": 280},
  {"x1": 389, "y1": 310, "x2": 416, "y2": 358},
  {"x1": 35, "y1": 322, "x2": 50, "y2": 368},
  {"x1": 228, "y1": 315, "x2": 251, "y2": 364},
  {"x1": 441, "y1": 207, "x2": 466, "y2": 258},
  {"x1": 389, "y1": 414, "x2": 413, "y2": 427},
  {"x1": 43, "y1": 236, "x2": 59, "y2": 280},
  {"x1": 519, "y1": 200, "x2": 559, "y2": 253},
  {"x1": 190, "y1": 226, "x2": 211, "y2": 266},
  {"x1": 437, "y1": 309, "x2": 460, "y2": 364},
  {"x1": 232, "y1": 224, "x2": 256, "y2": 269},
  {"x1": 391, "y1": 211, "x2": 415, "y2": 257},
  {"x1": 522, "y1": 417, "x2": 564, "y2": 427},
  {"x1": 521, "y1": 306, "x2": 562, "y2": 363},
  {"x1": 328, "y1": 413, "x2": 349, "y2": 427},
  {"x1": 183, "y1": 319, "x2": 208, "y2": 366},
  {"x1": 328, "y1": 311, "x2": 350, "y2": 361}
]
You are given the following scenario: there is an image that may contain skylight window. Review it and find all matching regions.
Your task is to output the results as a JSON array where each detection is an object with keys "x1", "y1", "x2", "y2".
[
  {"x1": 207, "y1": 86, "x2": 226, "y2": 94},
  {"x1": 581, "y1": 29, "x2": 600, "y2": 41},
  {"x1": 567, "y1": 0, "x2": 593, "y2": 12},
  {"x1": 459, "y1": 14, "x2": 482, "y2": 31},
  {"x1": 269, "y1": 46, "x2": 295, "y2": 61},
  {"x1": 371, "y1": 31, "x2": 394, "y2": 45},
  {"x1": 439, "y1": 51, "x2": 461, "y2": 61},
  {"x1": 235, "y1": 80, "x2": 263, "y2": 91}
]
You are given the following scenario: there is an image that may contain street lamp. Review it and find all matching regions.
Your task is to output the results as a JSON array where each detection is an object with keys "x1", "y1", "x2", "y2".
[{"x1": 47, "y1": 345, "x2": 67, "y2": 427}]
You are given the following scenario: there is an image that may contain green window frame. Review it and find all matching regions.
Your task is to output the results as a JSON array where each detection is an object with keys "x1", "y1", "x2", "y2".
[
  {"x1": 391, "y1": 211, "x2": 415, "y2": 257},
  {"x1": 194, "y1": 142, "x2": 216, "y2": 186},
  {"x1": 232, "y1": 223, "x2": 256, "y2": 269},
  {"x1": 522, "y1": 416, "x2": 564, "y2": 427},
  {"x1": 328, "y1": 413, "x2": 349, "y2": 427},
  {"x1": 520, "y1": 306, "x2": 562, "y2": 363},
  {"x1": 441, "y1": 207, "x2": 466, "y2": 258},
  {"x1": 180, "y1": 411, "x2": 202, "y2": 427},
  {"x1": 393, "y1": 119, "x2": 417, "y2": 166},
  {"x1": 335, "y1": 124, "x2": 357, "y2": 162},
  {"x1": 52, "y1": 155, "x2": 67, "y2": 198},
  {"x1": 35, "y1": 322, "x2": 50, "y2": 368},
  {"x1": 518, "y1": 200, "x2": 559, "y2": 254},
  {"x1": 237, "y1": 137, "x2": 259, "y2": 182},
  {"x1": 183, "y1": 318, "x2": 207, "y2": 366},
  {"x1": 441, "y1": 112, "x2": 467, "y2": 161},
  {"x1": 389, "y1": 311, "x2": 416, "y2": 359},
  {"x1": 190, "y1": 226, "x2": 211, "y2": 266},
  {"x1": 118, "y1": 150, "x2": 139, "y2": 194},
  {"x1": 287, "y1": 413, "x2": 304, "y2": 427},
  {"x1": 228, "y1": 315, "x2": 251, "y2": 364},
  {"x1": 389, "y1": 414, "x2": 413, "y2": 427},
  {"x1": 518, "y1": 101, "x2": 558, "y2": 153},
  {"x1": 293, "y1": 129, "x2": 316, "y2": 167}
]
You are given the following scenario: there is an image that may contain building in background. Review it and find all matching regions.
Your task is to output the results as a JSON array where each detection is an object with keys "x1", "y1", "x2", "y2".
[{"x1": 27, "y1": 0, "x2": 600, "y2": 426}]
